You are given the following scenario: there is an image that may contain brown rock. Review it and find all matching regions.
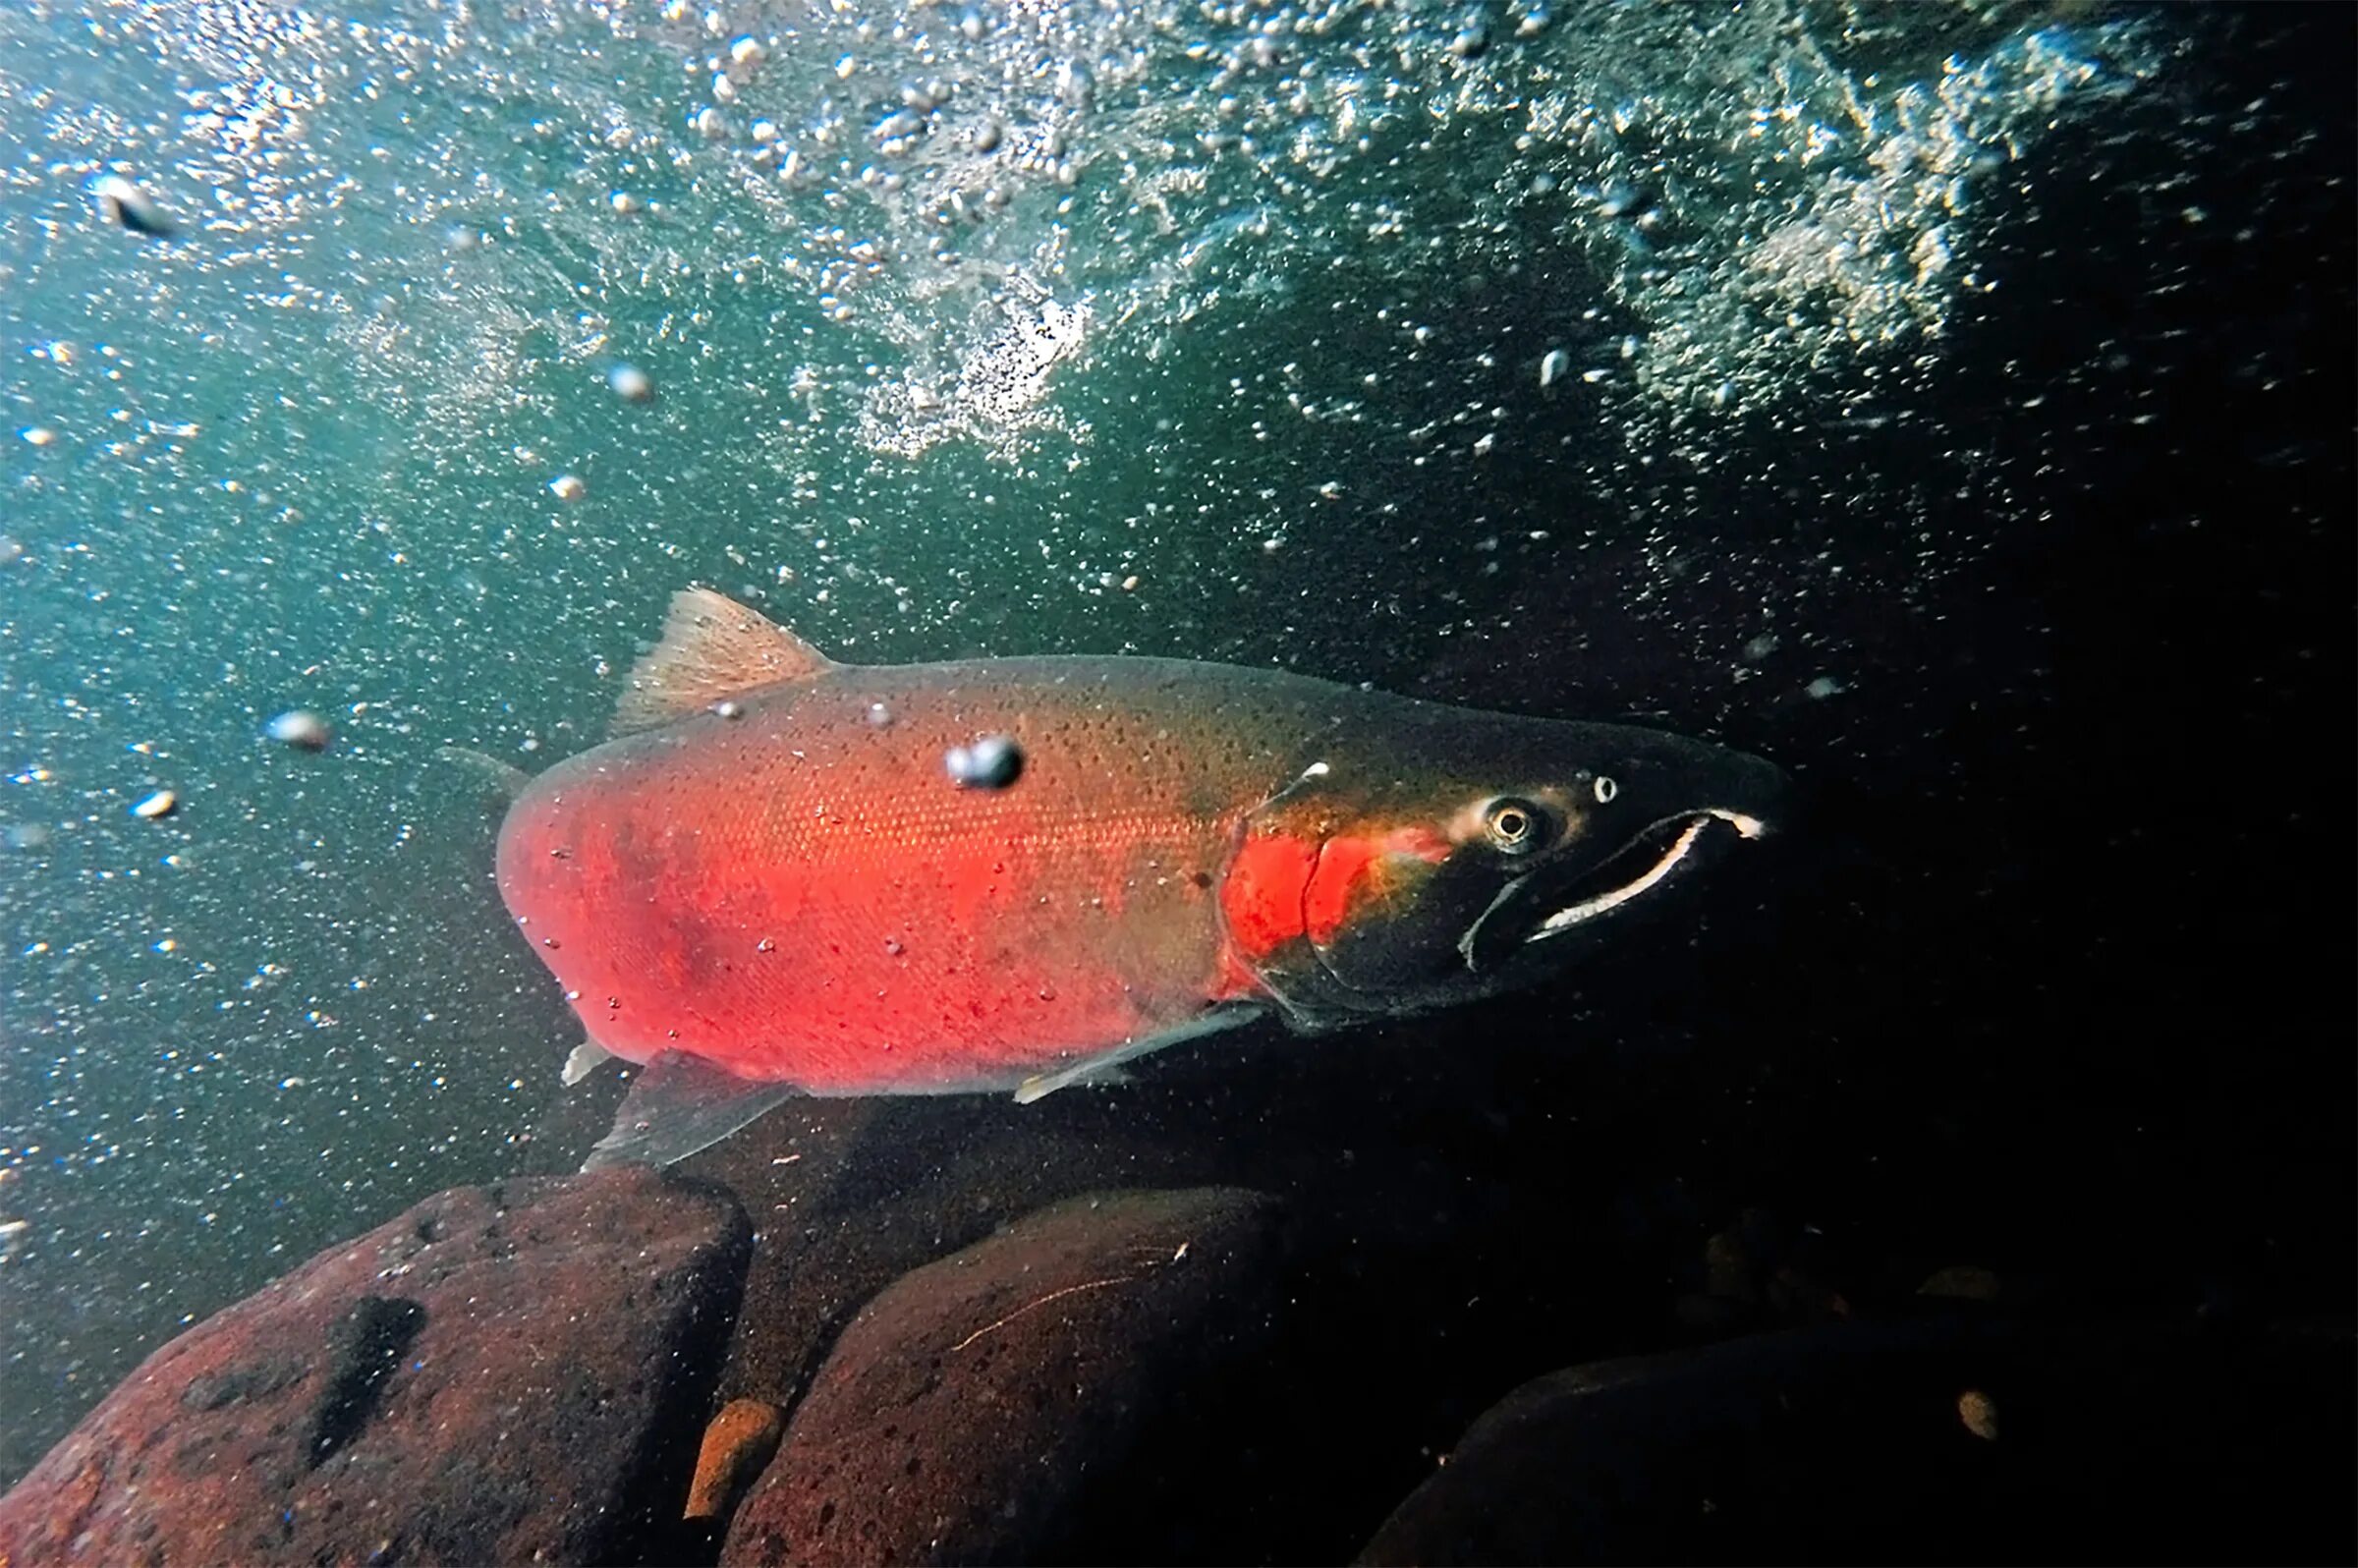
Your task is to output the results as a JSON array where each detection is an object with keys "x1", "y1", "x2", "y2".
[
  {"x1": 721, "y1": 1186, "x2": 1282, "y2": 1567},
  {"x1": 686, "y1": 1398, "x2": 784, "y2": 1523},
  {"x1": 0, "y1": 1165, "x2": 751, "y2": 1568},
  {"x1": 1956, "y1": 1386, "x2": 2000, "y2": 1441}
]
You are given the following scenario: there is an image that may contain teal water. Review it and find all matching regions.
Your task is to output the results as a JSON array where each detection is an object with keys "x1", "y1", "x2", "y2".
[{"x1": 0, "y1": 2, "x2": 2159, "y2": 1484}]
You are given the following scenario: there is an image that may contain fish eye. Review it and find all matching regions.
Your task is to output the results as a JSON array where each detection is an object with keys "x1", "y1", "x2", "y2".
[
  {"x1": 1593, "y1": 775, "x2": 1618, "y2": 805},
  {"x1": 1482, "y1": 797, "x2": 1549, "y2": 855}
]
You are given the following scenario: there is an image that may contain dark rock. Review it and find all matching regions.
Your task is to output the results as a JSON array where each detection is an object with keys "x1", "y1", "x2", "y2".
[
  {"x1": 683, "y1": 1041, "x2": 1655, "y2": 1565},
  {"x1": 1359, "y1": 1317, "x2": 2357, "y2": 1566},
  {"x1": 721, "y1": 1186, "x2": 1283, "y2": 1567},
  {"x1": 0, "y1": 1165, "x2": 751, "y2": 1568},
  {"x1": 1678, "y1": 1207, "x2": 1852, "y2": 1333}
]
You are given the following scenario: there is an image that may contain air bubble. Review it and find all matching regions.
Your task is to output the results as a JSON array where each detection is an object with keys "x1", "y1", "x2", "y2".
[
  {"x1": 92, "y1": 174, "x2": 174, "y2": 237},
  {"x1": 265, "y1": 711, "x2": 332, "y2": 752},
  {"x1": 945, "y1": 734, "x2": 1023, "y2": 789},
  {"x1": 607, "y1": 364, "x2": 654, "y2": 403}
]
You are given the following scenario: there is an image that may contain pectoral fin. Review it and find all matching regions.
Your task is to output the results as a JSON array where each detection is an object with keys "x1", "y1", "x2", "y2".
[
  {"x1": 560, "y1": 1037, "x2": 615, "y2": 1087},
  {"x1": 581, "y1": 1050, "x2": 799, "y2": 1172},
  {"x1": 1013, "y1": 1005, "x2": 1264, "y2": 1105},
  {"x1": 1013, "y1": 1060, "x2": 1136, "y2": 1104}
]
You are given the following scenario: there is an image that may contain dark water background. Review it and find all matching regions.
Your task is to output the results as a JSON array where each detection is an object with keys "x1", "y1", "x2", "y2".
[{"x1": 1, "y1": 0, "x2": 2350, "y2": 1542}]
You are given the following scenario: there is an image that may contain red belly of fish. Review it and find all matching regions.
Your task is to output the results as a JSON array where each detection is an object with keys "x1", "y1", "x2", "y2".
[{"x1": 496, "y1": 682, "x2": 1250, "y2": 1094}]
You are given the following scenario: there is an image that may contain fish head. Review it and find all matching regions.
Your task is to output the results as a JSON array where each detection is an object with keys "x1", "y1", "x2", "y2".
[{"x1": 1228, "y1": 711, "x2": 1787, "y2": 1022}]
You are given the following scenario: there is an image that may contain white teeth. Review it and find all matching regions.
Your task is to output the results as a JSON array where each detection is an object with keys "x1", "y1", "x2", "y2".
[{"x1": 1528, "y1": 815, "x2": 1712, "y2": 940}]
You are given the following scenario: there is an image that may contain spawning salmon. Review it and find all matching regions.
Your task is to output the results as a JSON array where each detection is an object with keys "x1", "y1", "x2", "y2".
[{"x1": 495, "y1": 588, "x2": 1787, "y2": 1168}]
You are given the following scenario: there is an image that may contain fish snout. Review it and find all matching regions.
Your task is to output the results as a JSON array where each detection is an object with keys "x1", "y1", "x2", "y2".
[{"x1": 1701, "y1": 745, "x2": 1790, "y2": 841}]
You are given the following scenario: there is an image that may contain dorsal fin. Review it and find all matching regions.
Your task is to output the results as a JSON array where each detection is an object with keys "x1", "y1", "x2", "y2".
[{"x1": 611, "y1": 587, "x2": 836, "y2": 737}]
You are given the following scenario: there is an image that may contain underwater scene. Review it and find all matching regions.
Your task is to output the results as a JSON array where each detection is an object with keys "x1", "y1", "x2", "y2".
[{"x1": 1, "y1": 1, "x2": 2350, "y2": 1562}]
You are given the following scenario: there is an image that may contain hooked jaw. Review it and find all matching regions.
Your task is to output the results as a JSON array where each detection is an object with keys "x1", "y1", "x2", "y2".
[{"x1": 1528, "y1": 805, "x2": 1770, "y2": 941}]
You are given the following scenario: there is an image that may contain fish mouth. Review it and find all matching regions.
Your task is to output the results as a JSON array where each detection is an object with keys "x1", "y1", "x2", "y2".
[
  {"x1": 1526, "y1": 808, "x2": 1768, "y2": 942},
  {"x1": 1457, "y1": 807, "x2": 1767, "y2": 974}
]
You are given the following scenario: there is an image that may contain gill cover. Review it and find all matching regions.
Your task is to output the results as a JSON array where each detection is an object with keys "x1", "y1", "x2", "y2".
[
  {"x1": 1225, "y1": 763, "x2": 1554, "y2": 1022},
  {"x1": 1304, "y1": 812, "x2": 1505, "y2": 993}
]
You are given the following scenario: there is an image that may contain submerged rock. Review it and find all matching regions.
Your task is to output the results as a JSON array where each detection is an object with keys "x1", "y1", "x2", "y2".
[
  {"x1": 721, "y1": 1186, "x2": 1283, "y2": 1566},
  {"x1": 1358, "y1": 1317, "x2": 2356, "y2": 1565},
  {"x1": 688, "y1": 1092, "x2": 1206, "y2": 1453},
  {"x1": 0, "y1": 1166, "x2": 751, "y2": 1567}
]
